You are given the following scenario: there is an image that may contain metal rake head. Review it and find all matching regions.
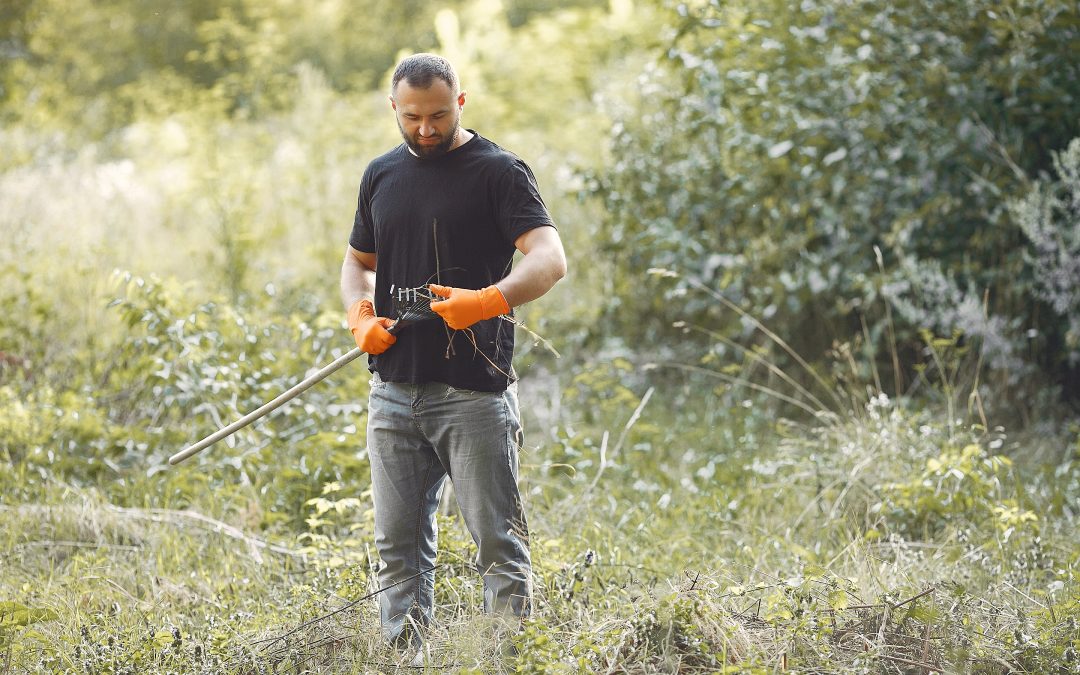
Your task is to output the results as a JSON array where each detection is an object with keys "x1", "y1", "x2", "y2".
[{"x1": 389, "y1": 284, "x2": 441, "y2": 327}]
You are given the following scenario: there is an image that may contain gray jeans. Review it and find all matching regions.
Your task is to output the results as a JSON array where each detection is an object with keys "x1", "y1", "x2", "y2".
[{"x1": 366, "y1": 372, "x2": 532, "y2": 643}]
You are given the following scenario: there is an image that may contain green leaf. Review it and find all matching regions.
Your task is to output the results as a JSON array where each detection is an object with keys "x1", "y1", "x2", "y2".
[
  {"x1": 0, "y1": 602, "x2": 59, "y2": 628},
  {"x1": 828, "y1": 588, "x2": 849, "y2": 612},
  {"x1": 153, "y1": 629, "x2": 174, "y2": 648}
]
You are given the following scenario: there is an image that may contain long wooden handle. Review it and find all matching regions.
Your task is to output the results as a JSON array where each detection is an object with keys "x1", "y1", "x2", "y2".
[{"x1": 169, "y1": 347, "x2": 365, "y2": 465}]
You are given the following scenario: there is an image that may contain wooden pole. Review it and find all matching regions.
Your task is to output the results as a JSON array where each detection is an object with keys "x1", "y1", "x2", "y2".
[{"x1": 169, "y1": 347, "x2": 364, "y2": 465}]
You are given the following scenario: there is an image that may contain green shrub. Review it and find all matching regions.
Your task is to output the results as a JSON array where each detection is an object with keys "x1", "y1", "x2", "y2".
[{"x1": 589, "y1": 0, "x2": 1080, "y2": 407}]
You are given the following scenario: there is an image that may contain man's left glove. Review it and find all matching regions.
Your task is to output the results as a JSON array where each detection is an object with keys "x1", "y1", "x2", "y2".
[
  {"x1": 347, "y1": 299, "x2": 397, "y2": 354},
  {"x1": 429, "y1": 284, "x2": 511, "y2": 330}
]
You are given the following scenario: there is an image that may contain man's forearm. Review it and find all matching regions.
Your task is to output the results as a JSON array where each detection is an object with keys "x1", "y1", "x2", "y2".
[
  {"x1": 340, "y1": 251, "x2": 377, "y2": 309},
  {"x1": 496, "y1": 246, "x2": 566, "y2": 308},
  {"x1": 495, "y1": 227, "x2": 567, "y2": 308}
]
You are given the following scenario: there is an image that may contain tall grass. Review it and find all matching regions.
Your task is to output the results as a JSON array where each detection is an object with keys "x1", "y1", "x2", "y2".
[{"x1": 5, "y1": 264, "x2": 1076, "y2": 672}]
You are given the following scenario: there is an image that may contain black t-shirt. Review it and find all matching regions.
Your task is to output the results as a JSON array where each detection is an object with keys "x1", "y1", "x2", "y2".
[{"x1": 349, "y1": 131, "x2": 555, "y2": 392}]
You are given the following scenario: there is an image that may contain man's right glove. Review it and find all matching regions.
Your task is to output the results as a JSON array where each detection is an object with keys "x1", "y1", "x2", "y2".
[{"x1": 347, "y1": 299, "x2": 396, "y2": 354}]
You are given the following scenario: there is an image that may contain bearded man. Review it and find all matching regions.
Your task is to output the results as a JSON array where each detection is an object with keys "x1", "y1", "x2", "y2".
[{"x1": 340, "y1": 53, "x2": 566, "y2": 650}]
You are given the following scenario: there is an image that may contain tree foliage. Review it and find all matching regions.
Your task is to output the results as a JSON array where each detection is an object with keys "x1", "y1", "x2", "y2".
[
  {"x1": 0, "y1": 0, "x2": 457, "y2": 137},
  {"x1": 591, "y1": 0, "x2": 1080, "y2": 404},
  {"x1": 1012, "y1": 137, "x2": 1080, "y2": 367}
]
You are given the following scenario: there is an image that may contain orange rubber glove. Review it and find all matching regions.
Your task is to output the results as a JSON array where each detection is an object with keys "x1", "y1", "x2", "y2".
[
  {"x1": 428, "y1": 284, "x2": 510, "y2": 330},
  {"x1": 347, "y1": 299, "x2": 397, "y2": 354}
]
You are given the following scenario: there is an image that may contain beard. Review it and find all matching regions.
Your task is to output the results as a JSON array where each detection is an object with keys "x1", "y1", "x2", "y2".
[{"x1": 399, "y1": 117, "x2": 460, "y2": 159}]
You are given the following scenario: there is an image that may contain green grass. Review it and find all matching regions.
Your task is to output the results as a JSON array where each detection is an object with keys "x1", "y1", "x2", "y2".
[
  {"x1": 1, "y1": 267, "x2": 1077, "y2": 673},
  {"x1": 3, "y1": 352, "x2": 1078, "y2": 673}
]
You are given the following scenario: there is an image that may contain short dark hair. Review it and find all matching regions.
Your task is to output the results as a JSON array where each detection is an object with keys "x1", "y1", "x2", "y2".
[{"x1": 391, "y1": 53, "x2": 459, "y2": 96}]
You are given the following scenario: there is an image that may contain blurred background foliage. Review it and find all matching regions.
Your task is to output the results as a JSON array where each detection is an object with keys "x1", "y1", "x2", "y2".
[
  {"x1": 0, "y1": 0, "x2": 653, "y2": 508},
  {"x1": 590, "y1": 0, "x2": 1080, "y2": 416},
  {"x1": 0, "y1": 0, "x2": 1077, "y2": 498},
  {"x1": 2, "y1": 0, "x2": 1079, "y2": 500}
]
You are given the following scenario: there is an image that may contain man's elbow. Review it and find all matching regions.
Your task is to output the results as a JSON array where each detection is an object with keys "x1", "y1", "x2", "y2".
[
  {"x1": 549, "y1": 250, "x2": 567, "y2": 286},
  {"x1": 547, "y1": 235, "x2": 568, "y2": 281},
  {"x1": 544, "y1": 248, "x2": 570, "y2": 287}
]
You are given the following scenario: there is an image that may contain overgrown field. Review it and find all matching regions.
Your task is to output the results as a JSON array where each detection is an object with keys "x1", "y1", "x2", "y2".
[{"x1": 2, "y1": 274, "x2": 1078, "y2": 673}]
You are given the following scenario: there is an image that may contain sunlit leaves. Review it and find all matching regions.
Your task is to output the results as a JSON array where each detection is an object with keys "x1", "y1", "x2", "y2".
[{"x1": 592, "y1": 0, "x2": 1080, "y2": 400}]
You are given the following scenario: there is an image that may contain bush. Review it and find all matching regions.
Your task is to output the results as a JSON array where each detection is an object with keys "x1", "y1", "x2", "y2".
[
  {"x1": 589, "y1": 0, "x2": 1080, "y2": 408},
  {"x1": 1012, "y1": 136, "x2": 1080, "y2": 372},
  {"x1": 0, "y1": 271, "x2": 372, "y2": 527}
]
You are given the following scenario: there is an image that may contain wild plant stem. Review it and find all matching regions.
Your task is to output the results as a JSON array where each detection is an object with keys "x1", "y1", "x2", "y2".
[
  {"x1": 253, "y1": 566, "x2": 440, "y2": 650},
  {"x1": 678, "y1": 321, "x2": 831, "y2": 414},
  {"x1": 561, "y1": 387, "x2": 654, "y2": 531},
  {"x1": 651, "y1": 361, "x2": 832, "y2": 420},
  {"x1": 874, "y1": 245, "x2": 904, "y2": 398},
  {"x1": 683, "y1": 275, "x2": 847, "y2": 412}
]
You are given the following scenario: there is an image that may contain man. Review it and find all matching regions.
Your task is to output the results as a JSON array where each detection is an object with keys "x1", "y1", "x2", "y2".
[{"x1": 339, "y1": 53, "x2": 566, "y2": 648}]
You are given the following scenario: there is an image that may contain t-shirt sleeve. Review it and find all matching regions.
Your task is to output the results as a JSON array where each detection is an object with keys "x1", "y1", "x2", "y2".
[
  {"x1": 495, "y1": 159, "x2": 555, "y2": 246},
  {"x1": 349, "y1": 168, "x2": 376, "y2": 253}
]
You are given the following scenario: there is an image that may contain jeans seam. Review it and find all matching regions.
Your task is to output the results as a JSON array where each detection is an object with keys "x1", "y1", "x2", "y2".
[
  {"x1": 410, "y1": 455, "x2": 423, "y2": 617},
  {"x1": 503, "y1": 394, "x2": 513, "y2": 464},
  {"x1": 503, "y1": 391, "x2": 522, "y2": 469},
  {"x1": 414, "y1": 455, "x2": 433, "y2": 618}
]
